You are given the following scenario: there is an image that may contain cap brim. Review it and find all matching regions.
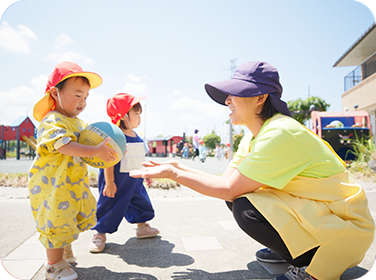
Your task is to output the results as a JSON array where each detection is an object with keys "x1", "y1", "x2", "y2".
[
  {"x1": 205, "y1": 79, "x2": 292, "y2": 117},
  {"x1": 131, "y1": 95, "x2": 146, "y2": 107},
  {"x1": 61, "y1": 72, "x2": 102, "y2": 89},
  {"x1": 33, "y1": 92, "x2": 55, "y2": 122},
  {"x1": 205, "y1": 79, "x2": 264, "y2": 106}
]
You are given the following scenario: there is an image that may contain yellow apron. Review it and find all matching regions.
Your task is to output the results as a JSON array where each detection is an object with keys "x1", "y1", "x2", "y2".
[{"x1": 243, "y1": 171, "x2": 374, "y2": 280}]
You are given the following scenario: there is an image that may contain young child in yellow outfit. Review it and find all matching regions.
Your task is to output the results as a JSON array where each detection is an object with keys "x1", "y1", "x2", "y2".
[{"x1": 28, "y1": 61, "x2": 117, "y2": 280}]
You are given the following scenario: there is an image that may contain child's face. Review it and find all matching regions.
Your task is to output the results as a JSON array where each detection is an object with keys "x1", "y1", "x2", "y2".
[
  {"x1": 52, "y1": 78, "x2": 90, "y2": 118},
  {"x1": 127, "y1": 107, "x2": 141, "y2": 129}
]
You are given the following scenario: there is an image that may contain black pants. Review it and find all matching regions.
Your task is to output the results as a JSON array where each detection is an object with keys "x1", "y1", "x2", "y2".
[
  {"x1": 192, "y1": 148, "x2": 199, "y2": 159},
  {"x1": 226, "y1": 197, "x2": 318, "y2": 267}
]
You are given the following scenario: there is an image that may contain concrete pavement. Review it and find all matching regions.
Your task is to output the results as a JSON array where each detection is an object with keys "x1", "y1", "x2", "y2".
[{"x1": 0, "y1": 157, "x2": 375, "y2": 279}]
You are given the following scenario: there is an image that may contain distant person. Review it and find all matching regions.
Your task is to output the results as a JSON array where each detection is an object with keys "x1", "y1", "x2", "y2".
[
  {"x1": 214, "y1": 143, "x2": 222, "y2": 160},
  {"x1": 90, "y1": 93, "x2": 159, "y2": 254},
  {"x1": 28, "y1": 61, "x2": 116, "y2": 280},
  {"x1": 130, "y1": 61, "x2": 375, "y2": 280},
  {"x1": 172, "y1": 143, "x2": 177, "y2": 157},
  {"x1": 198, "y1": 139, "x2": 207, "y2": 163},
  {"x1": 181, "y1": 142, "x2": 189, "y2": 159},
  {"x1": 225, "y1": 143, "x2": 233, "y2": 160},
  {"x1": 192, "y1": 129, "x2": 200, "y2": 161}
]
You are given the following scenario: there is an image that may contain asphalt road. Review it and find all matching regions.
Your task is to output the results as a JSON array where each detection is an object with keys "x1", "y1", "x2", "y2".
[{"x1": 0, "y1": 156, "x2": 375, "y2": 280}]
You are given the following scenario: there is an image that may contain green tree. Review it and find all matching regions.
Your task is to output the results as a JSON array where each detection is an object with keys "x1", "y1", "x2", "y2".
[
  {"x1": 287, "y1": 96, "x2": 330, "y2": 124},
  {"x1": 203, "y1": 131, "x2": 221, "y2": 150},
  {"x1": 233, "y1": 129, "x2": 245, "y2": 152}
]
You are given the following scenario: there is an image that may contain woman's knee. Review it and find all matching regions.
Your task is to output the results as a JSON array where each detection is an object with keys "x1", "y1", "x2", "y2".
[{"x1": 231, "y1": 197, "x2": 267, "y2": 232}]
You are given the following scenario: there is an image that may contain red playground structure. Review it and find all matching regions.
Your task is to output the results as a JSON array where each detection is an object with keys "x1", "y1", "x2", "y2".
[
  {"x1": 0, "y1": 116, "x2": 36, "y2": 160},
  {"x1": 311, "y1": 110, "x2": 371, "y2": 161}
]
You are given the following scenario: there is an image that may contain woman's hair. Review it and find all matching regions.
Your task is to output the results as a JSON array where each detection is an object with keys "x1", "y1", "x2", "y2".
[
  {"x1": 257, "y1": 95, "x2": 278, "y2": 121},
  {"x1": 55, "y1": 76, "x2": 91, "y2": 90},
  {"x1": 119, "y1": 103, "x2": 142, "y2": 130}
]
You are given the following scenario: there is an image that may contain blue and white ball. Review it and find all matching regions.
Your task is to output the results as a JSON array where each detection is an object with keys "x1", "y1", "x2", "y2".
[{"x1": 78, "y1": 122, "x2": 126, "y2": 168}]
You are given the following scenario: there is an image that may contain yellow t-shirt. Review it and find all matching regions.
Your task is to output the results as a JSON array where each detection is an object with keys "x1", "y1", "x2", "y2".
[
  {"x1": 28, "y1": 112, "x2": 97, "y2": 249},
  {"x1": 230, "y1": 114, "x2": 375, "y2": 280},
  {"x1": 230, "y1": 114, "x2": 346, "y2": 183}
]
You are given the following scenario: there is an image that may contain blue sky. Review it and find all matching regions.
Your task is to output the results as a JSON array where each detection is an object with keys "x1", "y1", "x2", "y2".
[{"x1": 0, "y1": 0, "x2": 375, "y2": 144}]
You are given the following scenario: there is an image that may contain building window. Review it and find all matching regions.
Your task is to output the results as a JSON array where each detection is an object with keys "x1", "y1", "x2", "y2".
[{"x1": 363, "y1": 52, "x2": 376, "y2": 79}]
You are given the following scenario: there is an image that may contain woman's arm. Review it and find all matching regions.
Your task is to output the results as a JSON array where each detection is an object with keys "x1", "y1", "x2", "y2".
[
  {"x1": 143, "y1": 160, "x2": 210, "y2": 176},
  {"x1": 130, "y1": 164, "x2": 263, "y2": 201}
]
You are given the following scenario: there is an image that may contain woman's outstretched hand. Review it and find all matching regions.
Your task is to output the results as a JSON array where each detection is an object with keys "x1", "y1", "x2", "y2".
[
  {"x1": 141, "y1": 159, "x2": 179, "y2": 169},
  {"x1": 129, "y1": 163, "x2": 174, "y2": 180}
]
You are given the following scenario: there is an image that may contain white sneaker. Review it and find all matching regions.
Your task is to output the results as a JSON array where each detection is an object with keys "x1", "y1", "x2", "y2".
[
  {"x1": 89, "y1": 233, "x2": 106, "y2": 253},
  {"x1": 136, "y1": 223, "x2": 160, "y2": 239},
  {"x1": 45, "y1": 259, "x2": 77, "y2": 280}
]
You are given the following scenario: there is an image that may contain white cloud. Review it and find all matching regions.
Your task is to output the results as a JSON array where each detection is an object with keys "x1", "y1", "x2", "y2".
[
  {"x1": 44, "y1": 33, "x2": 94, "y2": 65},
  {"x1": 171, "y1": 97, "x2": 196, "y2": 109},
  {"x1": 0, "y1": 75, "x2": 45, "y2": 125},
  {"x1": 45, "y1": 50, "x2": 94, "y2": 65},
  {"x1": 30, "y1": 74, "x2": 48, "y2": 91},
  {"x1": 171, "y1": 97, "x2": 228, "y2": 119},
  {"x1": 0, "y1": 21, "x2": 37, "y2": 54},
  {"x1": 118, "y1": 74, "x2": 147, "y2": 95},
  {"x1": 126, "y1": 74, "x2": 147, "y2": 84},
  {"x1": 180, "y1": 114, "x2": 202, "y2": 122},
  {"x1": 120, "y1": 83, "x2": 147, "y2": 95},
  {"x1": 79, "y1": 90, "x2": 108, "y2": 124},
  {"x1": 55, "y1": 33, "x2": 74, "y2": 51}
]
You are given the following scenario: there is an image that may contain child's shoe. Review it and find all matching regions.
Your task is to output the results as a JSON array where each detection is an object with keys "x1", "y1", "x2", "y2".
[
  {"x1": 45, "y1": 259, "x2": 77, "y2": 280},
  {"x1": 89, "y1": 233, "x2": 106, "y2": 253},
  {"x1": 136, "y1": 223, "x2": 160, "y2": 238},
  {"x1": 63, "y1": 244, "x2": 76, "y2": 263}
]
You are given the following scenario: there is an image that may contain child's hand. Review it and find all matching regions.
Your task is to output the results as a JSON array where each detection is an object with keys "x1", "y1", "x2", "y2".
[
  {"x1": 96, "y1": 138, "x2": 118, "y2": 162},
  {"x1": 103, "y1": 181, "x2": 117, "y2": 198},
  {"x1": 145, "y1": 178, "x2": 153, "y2": 186}
]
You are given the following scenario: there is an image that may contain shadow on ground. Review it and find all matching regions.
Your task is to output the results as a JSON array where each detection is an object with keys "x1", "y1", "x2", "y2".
[
  {"x1": 171, "y1": 261, "x2": 271, "y2": 279},
  {"x1": 168, "y1": 262, "x2": 371, "y2": 280},
  {"x1": 340, "y1": 265, "x2": 370, "y2": 279},
  {"x1": 73, "y1": 265, "x2": 158, "y2": 280},
  {"x1": 103, "y1": 236, "x2": 194, "y2": 268}
]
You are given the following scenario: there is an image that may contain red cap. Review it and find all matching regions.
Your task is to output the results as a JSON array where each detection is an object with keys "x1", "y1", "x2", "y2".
[
  {"x1": 33, "y1": 61, "x2": 102, "y2": 122},
  {"x1": 107, "y1": 93, "x2": 146, "y2": 125}
]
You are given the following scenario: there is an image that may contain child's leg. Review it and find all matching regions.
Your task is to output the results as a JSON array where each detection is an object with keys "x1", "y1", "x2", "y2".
[
  {"x1": 46, "y1": 248, "x2": 64, "y2": 265},
  {"x1": 45, "y1": 247, "x2": 78, "y2": 279},
  {"x1": 63, "y1": 244, "x2": 76, "y2": 263},
  {"x1": 124, "y1": 185, "x2": 159, "y2": 238}
]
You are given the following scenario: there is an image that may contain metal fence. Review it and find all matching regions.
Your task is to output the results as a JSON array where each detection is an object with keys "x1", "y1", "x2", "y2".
[{"x1": 344, "y1": 65, "x2": 362, "y2": 92}]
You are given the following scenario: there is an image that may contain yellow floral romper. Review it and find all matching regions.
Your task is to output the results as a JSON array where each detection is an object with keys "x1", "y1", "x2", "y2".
[{"x1": 28, "y1": 112, "x2": 97, "y2": 249}]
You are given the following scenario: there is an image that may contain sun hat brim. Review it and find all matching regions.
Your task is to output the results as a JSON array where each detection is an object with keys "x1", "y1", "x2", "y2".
[
  {"x1": 58, "y1": 72, "x2": 103, "y2": 89},
  {"x1": 33, "y1": 91, "x2": 55, "y2": 122},
  {"x1": 33, "y1": 71, "x2": 102, "y2": 122},
  {"x1": 205, "y1": 78, "x2": 292, "y2": 117}
]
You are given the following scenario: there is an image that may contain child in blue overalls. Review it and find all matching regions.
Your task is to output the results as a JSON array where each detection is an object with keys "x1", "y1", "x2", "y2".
[{"x1": 90, "y1": 93, "x2": 159, "y2": 253}]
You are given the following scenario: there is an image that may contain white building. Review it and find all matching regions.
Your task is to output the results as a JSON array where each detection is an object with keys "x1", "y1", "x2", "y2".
[{"x1": 334, "y1": 22, "x2": 376, "y2": 136}]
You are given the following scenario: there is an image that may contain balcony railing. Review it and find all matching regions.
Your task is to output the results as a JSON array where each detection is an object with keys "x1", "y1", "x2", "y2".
[{"x1": 344, "y1": 65, "x2": 362, "y2": 92}]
